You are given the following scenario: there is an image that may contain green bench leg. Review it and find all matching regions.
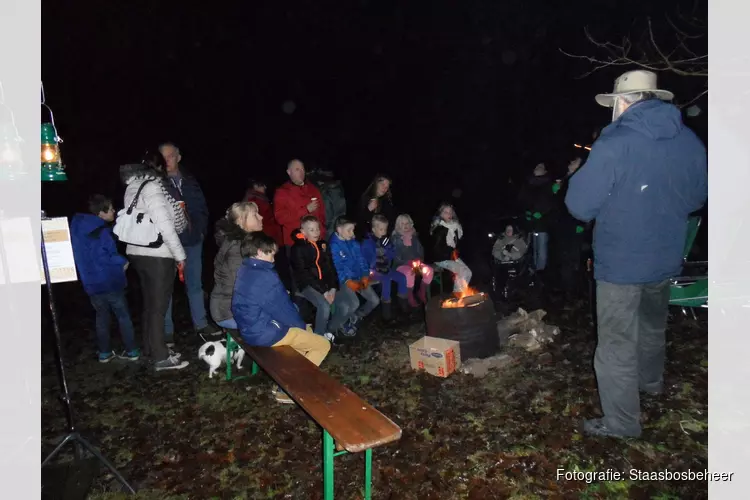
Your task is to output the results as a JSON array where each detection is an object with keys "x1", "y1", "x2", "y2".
[
  {"x1": 323, "y1": 430, "x2": 334, "y2": 500},
  {"x1": 225, "y1": 331, "x2": 249, "y2": 382},
  {"x1": 322, "y1": 430, "x2": 374, "y2": 500},
  {"x1": 364, "y1": 448, "x2": 372, "y2": 500}
]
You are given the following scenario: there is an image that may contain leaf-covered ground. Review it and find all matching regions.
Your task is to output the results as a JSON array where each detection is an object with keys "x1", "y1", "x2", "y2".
[{"x1": 41, "y1": 281, "x2": 707, "y2": 499}]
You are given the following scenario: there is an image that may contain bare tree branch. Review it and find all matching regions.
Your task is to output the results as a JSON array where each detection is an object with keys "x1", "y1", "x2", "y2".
[{"x1": 559, "y1": 9, "x2": 707, "y2": 104}]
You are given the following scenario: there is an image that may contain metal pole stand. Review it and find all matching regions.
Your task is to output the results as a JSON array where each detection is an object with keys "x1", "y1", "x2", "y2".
[{"x1": 40, "y1": 217, "x2": 135, "y2": 494}]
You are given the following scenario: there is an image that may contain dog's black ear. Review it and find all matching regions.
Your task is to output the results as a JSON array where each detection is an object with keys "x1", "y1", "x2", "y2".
[
  {"x1": 206, "y1": 345, "x2": 215, "y2": 357},
  {"x1": 219, "y1": 339, "x2": 227, "y2": 345}
]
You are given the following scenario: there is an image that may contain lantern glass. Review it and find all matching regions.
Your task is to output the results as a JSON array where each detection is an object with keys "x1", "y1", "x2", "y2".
[{"x1": 40, "y1": 122, "x2": 67, "y2": 182}]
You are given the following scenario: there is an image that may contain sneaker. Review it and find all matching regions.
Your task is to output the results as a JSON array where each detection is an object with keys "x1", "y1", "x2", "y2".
[
  {"x1": 198, "y1": 327, "x2": 224, "y2": 343},
  {"x1": 98, "y1": 352, "x2": 116, "y2": 363},
  {"x1": 339, "y1": 322, "x2": 357, "y2": 338},
  {"x1": 581, "y1": 418, "x2": 641, "y2": 439},
  {"x1": 323, "y1": 332, "x2": 339, "y2": 345},
  {"x1": 118, "y1": 349, "x2": 140, "y2": 361},
  {"x1": 154, "y1": 355, "x2": 189, "y2": 372},
  {"x1": 196, "y1": 324, "x2": 222, "y2": 336},
  {"x1": 168, "y1": 349, "x2": 182, "y2": 360},
  {"x1": 271, "y1": 386, "x2": 294, "y2": 404}
]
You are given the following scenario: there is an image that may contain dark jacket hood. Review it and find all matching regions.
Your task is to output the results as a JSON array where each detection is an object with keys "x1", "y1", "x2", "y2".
[
  {"x1": 214, "y1": 218, "x2": 248, "y2": 247},
  {"x1": 618, "y1": 99, "x2": 683, "y2": 140},
  {"x1": 291, "y1": 228, "x2": 304, "y2": 242}
]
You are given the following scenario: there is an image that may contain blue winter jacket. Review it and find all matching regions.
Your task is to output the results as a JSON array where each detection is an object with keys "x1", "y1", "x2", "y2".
[
  {"x1": 361, "y1": 233, "x2": 396, "y2": 273},
  {"x1": 69, "y1": 214, "x2": 128, "y2": 296},
  {"x1": 565, "y1": 99, "x2": 708, "y2": 284},
  {"x1": 231, "y1": 258, "x2": 306, "y2": 346},
  {"x1": 329, "y1": 233, "x2": 369, "y2": 285}
]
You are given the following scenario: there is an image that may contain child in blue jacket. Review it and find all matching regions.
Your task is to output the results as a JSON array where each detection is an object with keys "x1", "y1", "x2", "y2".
[
  {"x1": 360, "y1": 214, "x2": 411, "y2": 320},
  {"x1": 329, "y1": 216, "x2": 380, "y2": 323},
  {"x1": 70, "y1": 195, "x2": 138, "y2": 362},
  {"x1": 232, "y1": 232, "x2": 331, "y2": 404}
]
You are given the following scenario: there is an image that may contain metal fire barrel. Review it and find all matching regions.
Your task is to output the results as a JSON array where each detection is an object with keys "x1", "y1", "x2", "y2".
[{"x1": 425, "y1": 293, "x2": 499, "y2": 361}]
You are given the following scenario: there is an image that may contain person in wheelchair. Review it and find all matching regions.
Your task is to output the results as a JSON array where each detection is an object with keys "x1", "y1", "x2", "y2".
[
  {"x1": 492, "y1": 224, "x2": 528, "y2": 263},
  {"x1": 490, "y1": 224, "x2": 532, "y2": 298}
]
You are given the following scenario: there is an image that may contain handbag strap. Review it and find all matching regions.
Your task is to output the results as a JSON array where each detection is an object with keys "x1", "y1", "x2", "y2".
[{"x1": 126, "y1": 178, "x2": 154, "y2": 215}]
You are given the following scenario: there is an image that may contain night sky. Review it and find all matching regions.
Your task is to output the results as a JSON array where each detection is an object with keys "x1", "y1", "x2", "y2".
[{"x1": 41, "y1": 0, "x2": 706, "y2": 227}]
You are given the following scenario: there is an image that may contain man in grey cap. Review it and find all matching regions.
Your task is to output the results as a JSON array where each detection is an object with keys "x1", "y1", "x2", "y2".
[{"x1": 565, "y1": 70, "x2": 708, "y2": 438}]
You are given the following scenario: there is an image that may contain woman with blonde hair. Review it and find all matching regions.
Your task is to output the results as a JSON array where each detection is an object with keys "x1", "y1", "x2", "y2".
[
  {"x1": 392, "y1": 214, "x2": 434, "y2": 305},
  {"x1": 209, "y1": 202, "x2": 263, "y2": 330}
]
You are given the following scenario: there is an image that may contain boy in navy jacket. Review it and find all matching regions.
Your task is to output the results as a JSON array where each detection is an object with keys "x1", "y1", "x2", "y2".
[
  {"x1": 360, "y1": 214, "x2": 410, "y2": 319},
  {"x1": 70, "y1": 195, "x2": 138, "y2": 362},
  {"x1": 232, "y1": 232, "x2": 331, "y2": 404}
]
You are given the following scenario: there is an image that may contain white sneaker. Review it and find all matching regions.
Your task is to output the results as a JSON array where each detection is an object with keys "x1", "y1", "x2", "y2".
[
  {"x1": 154, "y1": 355, "x2": 189, "y2": 371},
  {"x1": 323, "y1": 332, "x2": 338, "y2": 345}
]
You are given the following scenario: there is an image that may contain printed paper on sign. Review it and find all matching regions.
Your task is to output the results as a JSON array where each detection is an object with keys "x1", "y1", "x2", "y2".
[{"x1": 40, "y1": 217, "x2": 78, "y2": 284}]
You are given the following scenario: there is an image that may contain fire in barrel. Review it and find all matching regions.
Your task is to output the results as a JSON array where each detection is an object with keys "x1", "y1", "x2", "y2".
[{"x1": 425, "y1": 281, "x2": 499, "y2": 361}]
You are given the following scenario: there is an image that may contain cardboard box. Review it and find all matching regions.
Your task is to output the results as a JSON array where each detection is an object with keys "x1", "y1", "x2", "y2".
[{"x1": 409, "y1": 336, "x2": 461, "y2": 378}]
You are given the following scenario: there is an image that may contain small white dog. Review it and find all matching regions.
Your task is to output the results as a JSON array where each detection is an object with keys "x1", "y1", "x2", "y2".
[{"x1": 198, "y1": 340, "x2": 245, "y2": 379}]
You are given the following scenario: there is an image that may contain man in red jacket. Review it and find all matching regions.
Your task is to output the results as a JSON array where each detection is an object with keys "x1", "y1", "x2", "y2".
[
  {"x1": 245, "y1": 179, "x2": 284, "y2": 247},
  {"x1": 274, "y1": 159, "x2": 327, "y2": 248}
]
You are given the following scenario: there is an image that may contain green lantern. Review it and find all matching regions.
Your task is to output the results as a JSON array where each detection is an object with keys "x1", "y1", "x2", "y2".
[{"x1": 41, "y1": 122, "x2": 67, "y2": 181}]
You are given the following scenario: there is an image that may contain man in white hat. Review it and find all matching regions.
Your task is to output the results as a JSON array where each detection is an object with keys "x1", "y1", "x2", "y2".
[{"x1": 565, "y1": 70, "x2": 708, "y2": 438}]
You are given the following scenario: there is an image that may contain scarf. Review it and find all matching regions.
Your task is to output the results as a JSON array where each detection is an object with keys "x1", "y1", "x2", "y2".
[
  {"x1": 400, "y1": 227, "x2": 415, "y2": 247},
  {"x1": 158, "y1": 177, "x2": 188, "y2": 234},
  {"x1": 440, "y1": 220, "x2": 463, "y2": 249}
]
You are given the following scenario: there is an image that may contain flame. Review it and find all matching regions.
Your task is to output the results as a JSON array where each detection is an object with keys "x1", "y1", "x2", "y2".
[{"x1": 441, "y1": 279, "x2": 483, "y2": 308}]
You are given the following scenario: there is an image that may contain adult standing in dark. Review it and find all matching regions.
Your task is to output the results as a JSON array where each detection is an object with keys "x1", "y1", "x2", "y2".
[
  {"x1": 159, "y1": 142, "x2": 221, "y2": 340},
  {"x1": 517, "y1": 162, "x2": 557, "y2": 275},
  {"x1": 565, "y1": 70, "x2": 707, "y2": 439},
  {"x1": 552, "y1": 157, "x2": 587, "y2": 295},
  {"x1": 358, "y1": 174, "x2": 396, "y2": 238},
  {"x1": 273, "y1": 159, "x2": 326, "y2": 290}
]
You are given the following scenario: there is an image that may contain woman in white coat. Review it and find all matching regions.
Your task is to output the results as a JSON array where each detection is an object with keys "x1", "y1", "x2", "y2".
[{"x1": 118, "y1": 162, "x2": 189, "y2": 371}]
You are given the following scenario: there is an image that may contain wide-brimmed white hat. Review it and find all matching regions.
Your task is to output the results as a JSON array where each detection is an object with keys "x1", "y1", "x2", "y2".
[{"x1": 595, "y1": 70, "x2": 674, "y2": 108}]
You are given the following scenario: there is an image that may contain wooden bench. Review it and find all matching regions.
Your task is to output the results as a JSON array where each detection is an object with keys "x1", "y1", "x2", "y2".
[{"x1": 225, "y1": 331, "x2": 402, "y2": 499}]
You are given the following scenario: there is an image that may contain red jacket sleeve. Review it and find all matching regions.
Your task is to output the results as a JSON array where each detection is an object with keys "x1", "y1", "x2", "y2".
[{"x1": 273, "y1": 186, "x2": 303, "y2": 230}]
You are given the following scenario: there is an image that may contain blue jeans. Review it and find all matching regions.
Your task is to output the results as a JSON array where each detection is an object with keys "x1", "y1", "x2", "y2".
[
  {"x1": 165, "y1": 242, "x2": 208, "y2": 337},
  {"x1": 300, "y1": 286, "x2": 359, "y2": 334},
  {"x1": 532, "y1": 232, "x2": 549, "y2": 271},
  {"x1": 356, "y1": 285, "x2": 380, "y2": 318},
  {"x1": 216, "y1": 318, "x2": 238, "y2": 330},
  {"x1": 371, "y1": 270, "x2": 408, "y2": 301},
  {"x1": 89, "y1": 290, "x2": 136, "y2": 354}
]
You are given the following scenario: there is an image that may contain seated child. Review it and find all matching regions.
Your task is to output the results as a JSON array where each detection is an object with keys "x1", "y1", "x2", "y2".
[
  {"x1": 392, "y1": 214, "x2": 433, "y2": 306},
  {"x1": 290, "y1": 215, "x2": 360, "y2": 340},
  {"x1": 70, "y1": 195, "x2": 139, "y2": 362},
  {"x1": 329, "y1": 216, "x2": 381, "y2": 323},
  {"x1": 492, "y1": 224, "x2": 528, "y2": 263},
  {"x1": 429, "y1": 203, "x2": 472, "y2": 294},
  {"x1": 232, "y1": 232, "x2": 331, "y2": 404},
  {"x1": 361, "y1": 214, "x2": 411, "y2": 319}
]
